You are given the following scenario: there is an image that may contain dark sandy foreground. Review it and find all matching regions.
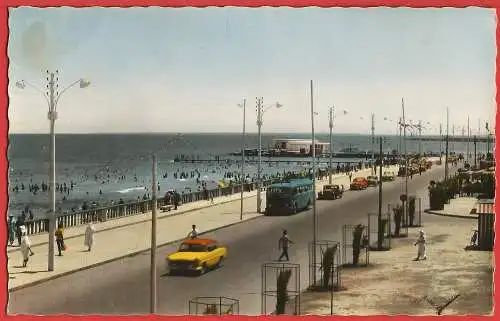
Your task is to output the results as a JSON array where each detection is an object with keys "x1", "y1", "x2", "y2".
[{"x1": 297, "y1": 214, "x2": 493, "y2": 315}]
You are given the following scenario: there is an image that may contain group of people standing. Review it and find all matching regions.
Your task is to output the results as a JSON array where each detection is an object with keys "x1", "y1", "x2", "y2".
[{"x1": 10, "y1": 216, "x2": 96, "y2": 268}]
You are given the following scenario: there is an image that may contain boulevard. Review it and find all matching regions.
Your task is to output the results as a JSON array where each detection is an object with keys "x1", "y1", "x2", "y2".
[{"x1": 9, "y1": 165, "x2": 447, "y2": 315}]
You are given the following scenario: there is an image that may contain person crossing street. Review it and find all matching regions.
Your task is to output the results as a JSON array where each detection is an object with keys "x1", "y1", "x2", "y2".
[
  {"x1": 277, "y1": 229, "x2": 293, "y2": 261},
  {"x1": 187, "y1": 224, "x2": 199, "y2": 239}
]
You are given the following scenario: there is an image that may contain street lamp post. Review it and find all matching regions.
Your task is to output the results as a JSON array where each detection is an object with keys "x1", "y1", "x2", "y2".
[
  {"x1": 150, "y1": 154, "x2": 158, "y2": 313},
  {"x1": 400, "y1": 98, "x2": 409, "y2": 222},
  {"x1": 486, "y1": 122, "x2": 492, "y2": 160},
  {"x1": 439, "y1": 123, "x2": 443, "y2": 163},
  {"x1": 238, "y1": 99, "x2": 246, "y2": 220},
  {"x1": 310, "y1": 80, "x2": 318, "y2": 285},
  {"x1": 467, "y1": 116, "x2": 470, "y2": 162},
  {"x1": 16, "y1": 71, "x2": 90, "y2": 272},
  {"x1": 377, "y1": 136, "x2": 384, "y2": 250},
  {"x1": 328, "y1": 108, "x2": 348, "y2": 185},
  {"x1": 371, "y1": 113, "x2": 375, "y2": 174},
  {"x1": 256, "y1": 98, "x2": 282, "y2": 214},
  {"x1": 328, "y1": 106, "x2": 334, "y2": 185},
  {"x1": 445, "y1": 108, "x2": 450, "y2": 180}
]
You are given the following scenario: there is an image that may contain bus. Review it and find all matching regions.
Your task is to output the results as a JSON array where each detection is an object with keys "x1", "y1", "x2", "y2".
[{"x1": 265, "y1": 178, "x2": 315, "y2": 216}]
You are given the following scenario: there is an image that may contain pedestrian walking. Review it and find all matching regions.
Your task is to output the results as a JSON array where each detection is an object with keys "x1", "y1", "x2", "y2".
[
  {"x1": 470, "y1": 229, "x2": 479, "y2": 247},
  {"x1": 278, "y1": 229, "x2": 293, "y2": 261},
  {"x1": 8, "y1": 215, "x2": 16, "y2": 246},
  {"x1": 84, "y1": 222, "x2": 96, "y2": 252},
  {"x1": 15, "y1": 214, "x2": 26, "y2": 246},
  {"x1": 187, "y1": 224, "x2": 199, "y2": 239},
  {"x1": 20, "y1": 226, "x2": 34, "y2": 267},
  {"x1": 55, "y1": 223, "x2": 65, "y2": 256},
  {"x1": 414, "y1": 230, "x2": 427, "y2": 261},
  {"x1": 174, "y1": 191, "x2": 180, "y2": 210}
]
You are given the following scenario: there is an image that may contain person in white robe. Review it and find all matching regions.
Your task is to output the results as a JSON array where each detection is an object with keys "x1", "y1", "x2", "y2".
[
  {"x1": 84, "y1": 222, "x2": 96, "y2": 252},
  {"x1": 414, "y1": 230, "x2": 427, "y2": 261},
  {"x1": 20, "y1": 226, "x2": 33, "y2": 267}
]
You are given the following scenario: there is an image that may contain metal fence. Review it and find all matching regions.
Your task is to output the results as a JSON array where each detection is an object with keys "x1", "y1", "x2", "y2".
[
  {"x1": 342, "y1": 224, "x2": 370, "y2": 267},
  {"x1": 388, "y1": 203, "x2": 408, "y2": 238},
  {"x1": 403, "y1": 196, "x2": 423, "y2": 228},
  {"x1": 308, "y1": 240, "x2": 342, "y2": 291},
  {"x1": 367, "y1": 212, "x2": 391, "y2": 250},
  {"x1": 261, "y1": 262, "x2": 300, "y2": 315},
  {"x1": 188, "y1": 296, "x2": 239, "y2": 315},
  {"x1": 18, "y1": 179, "x2": 279, "y2": 236}
]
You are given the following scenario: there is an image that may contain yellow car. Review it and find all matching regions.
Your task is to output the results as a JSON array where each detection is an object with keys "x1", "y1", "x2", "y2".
[{"x1": 167, "y1": 238, "x2": 227, "y2": 275}]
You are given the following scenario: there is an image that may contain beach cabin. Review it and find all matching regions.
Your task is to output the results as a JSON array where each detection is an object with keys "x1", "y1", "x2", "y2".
[
  {"x1": 271, "y1": 139, "x2": 330, "y2": 156},
  {"x1": 476, "y1": 199, "x2": 495, "y2": 251}
]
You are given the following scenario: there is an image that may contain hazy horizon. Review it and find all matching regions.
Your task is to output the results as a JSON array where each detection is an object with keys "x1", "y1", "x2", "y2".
[{"x1": 7, "y1": 7, "x2": 496, "y2": 135}]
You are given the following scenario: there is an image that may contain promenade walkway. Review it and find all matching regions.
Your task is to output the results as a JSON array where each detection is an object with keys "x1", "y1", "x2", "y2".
[
  {"x1": 426, "y1": 197, "x2": 479, "y2": 219},
  {"x1": 8, "y1": 165, "x2": 397, "y2": 291}
]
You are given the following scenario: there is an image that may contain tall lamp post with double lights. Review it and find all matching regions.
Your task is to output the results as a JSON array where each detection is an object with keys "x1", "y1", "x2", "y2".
[
  {"x1": 398, "y1": 98, "x2": 412, "y2": 223},
  {"x1": 327, "y1": 107, "x2": 348, "y2": 184},
  {"x1": 238, "y1": 99, "x2": 247, "y2": 220},
  {"x1": 382, "y1": 116, "x2": 403, "y2": 161},
  {"x1": 16, "y1": 71, "x2": 90, "y2": 272},
  {"x1": 256, "y1": 98, "x2": 283, "y2": 214},
  {"x1": 485, "y1": 122, "x2": 493, "y2": 160},
  {"x1": 310, "y1": 80, "x2": 318, "y2": 285}
]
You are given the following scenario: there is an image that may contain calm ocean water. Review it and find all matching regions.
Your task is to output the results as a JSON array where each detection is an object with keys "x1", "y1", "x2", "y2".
[{"x1": 7, "y1": 133, "x2": 478, "y2": 218}]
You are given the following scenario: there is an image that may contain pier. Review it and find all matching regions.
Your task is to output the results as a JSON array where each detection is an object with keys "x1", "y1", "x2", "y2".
[{"x1": 407, "y1": 136, "x2": 494, "y2": 143}]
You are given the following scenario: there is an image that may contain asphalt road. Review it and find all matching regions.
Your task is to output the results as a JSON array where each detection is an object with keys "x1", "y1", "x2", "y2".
[{"x1": 9, "y1": 166, "x2": 448, "y2": 315}]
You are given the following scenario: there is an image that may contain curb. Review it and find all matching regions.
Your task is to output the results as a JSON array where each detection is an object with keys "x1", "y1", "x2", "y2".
[
  {"x1": 8, "y1": 192, "x2": 261, "y2": 253},
  {"x1": 424, "y1": 209, "x2": 478, "y2": 220},
  {"x1": 8, "y1": 214, "x2": 264, "y2": 292}
]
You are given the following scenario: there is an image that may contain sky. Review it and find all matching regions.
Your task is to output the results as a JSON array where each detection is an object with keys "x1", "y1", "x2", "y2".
[{"x1": 7, "y1": 7, "x2": 497, "y2": 134}]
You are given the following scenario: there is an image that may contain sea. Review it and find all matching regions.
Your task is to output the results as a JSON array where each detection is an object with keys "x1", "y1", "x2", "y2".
[{"x1": 7, "y1": 133, "x2": 481, "y2": 218}]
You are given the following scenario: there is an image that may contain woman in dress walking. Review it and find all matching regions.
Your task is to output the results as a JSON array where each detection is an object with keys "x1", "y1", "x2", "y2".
[
  {"x1": 20, "y1": 226, "x2": 34, "y2": 267},
  {"x1": 414, "y1": 230, "x2": 427, "y2": 261},
  {"x1": 84, "y1": 222, "x2": 96, "y2": 252}
]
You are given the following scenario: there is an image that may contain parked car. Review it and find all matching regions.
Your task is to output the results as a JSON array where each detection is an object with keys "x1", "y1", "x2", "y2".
[
  {"x1": 166, "y1": 238, "x2": 227, "y2": 275},
  {"x1": 350, "y1": 177, "x2": 368, "y2": 190},
  {"x1": 367, "y1": 176, "x2": 378, "y2": 187},
  {"x1": 317, "y1": 184, "x2": 343, "y2": 200},
  {"x1": 382, "y1": 171, "x2": 396, "y2": 181}
]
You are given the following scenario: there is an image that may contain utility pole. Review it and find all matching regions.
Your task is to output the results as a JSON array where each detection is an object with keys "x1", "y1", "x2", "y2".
[
  {"x1": 398, "y1": 117, "x2": 402, "y2": 158},
  {"x1": 444, "y1": 108, "x2": 450, "y2": 181},
  {"x1": 377, "y1": 136, "x2": 384, "y2": 250},
  {"x1": 371, "y1": 113, "x2": 375, "y2": 174},
  {"x1": 256, "y1": 97, "x2": 263, "y2": 214},
  {"x1": 478, "y1": 119, "x2": 481, "y2": 156},
  {"x1": 452, "y1": 124, "x2": 455, "y2": 155},
  {"x1": 467, "y1": 116, "x2": 470, "y2": 162},
  {"x1": 439, "y1": 123, "x2": 443, "y2": 163},
  {"x1": 474, "y1": 135, "x2": 477, "y2": 168},
  {"x1": 240, "y1": 99, "x2": 246, "y2": 221},
  {"x1": 310, "y1": 80, "x2": 318, "y2": 285},
  {"x1": 150, "y1": 154, "x2": 158, "y2": 313},
  {"x1": 48, "y1": 71, "x2": 57, "y2": 272},
  {"x1": 486, "y1": 122, "x2": 491, "y2": 159},
  {"x1": 328, "y1": 106, "x2": 334, "y2": 185},
  {"x1": 401, "y1": 98, "x2": 409, "y2": 220},
  {"x1": 418, "y1": 120, "x2": 422, "y2": 156}
]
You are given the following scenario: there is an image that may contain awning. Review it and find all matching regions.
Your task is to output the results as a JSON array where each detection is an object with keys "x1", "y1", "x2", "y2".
[{"x1": 476, "y1": 200, "x2": 495, "y2": 215}]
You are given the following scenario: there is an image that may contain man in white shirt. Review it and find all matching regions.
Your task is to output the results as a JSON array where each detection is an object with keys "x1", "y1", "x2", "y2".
[
  {"x1": 278, "y1": 229, "x2": 293, "y2": 261},
  {"x1": 187, "y1": 224, "x2": 199, "y2": 239}
]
